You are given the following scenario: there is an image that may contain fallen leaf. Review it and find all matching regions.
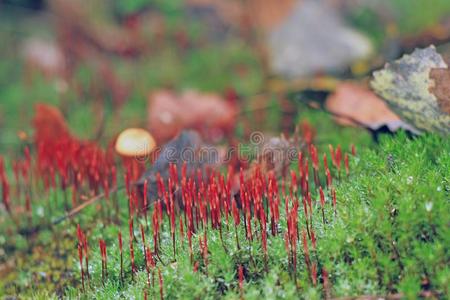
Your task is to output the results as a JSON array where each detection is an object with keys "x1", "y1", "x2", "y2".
[
  {"x1": 33, "y1": 103, "x2": 71, "y2": 143},
  {"x1": 429, "y1": 67, "x2": 450, "y2": 114},
  {"x1": 147, "y1": 90, "x2": 237, "y2": 143},
  {"x1": 48, "y1": 0, "x2": 144, "y2": 56},
  {"x1": 401, "y1": 19, "x2": 450, "y2": 50},
  {"x1": 186, "y1": 0, "x2": 295, "y2": 31},
  {"x1": 244, "y1": 0, "x2": 297, "y2": 30},
  {"x1": 325, "y1": 82, "x2": 415, "y2": 132},
  {"x1": 371, "y1": 46, "x2": 450, "y2": 135}
]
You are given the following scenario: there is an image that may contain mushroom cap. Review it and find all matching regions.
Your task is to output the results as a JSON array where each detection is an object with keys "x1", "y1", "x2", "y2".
[{"x1": 115, "y1": 128, "x2": 156, "y2": 157}]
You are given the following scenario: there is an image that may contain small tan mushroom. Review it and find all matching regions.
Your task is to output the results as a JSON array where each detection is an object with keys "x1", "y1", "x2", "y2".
[{"x1": 115, "y1": 128, "x2": 156, "y2": 158}]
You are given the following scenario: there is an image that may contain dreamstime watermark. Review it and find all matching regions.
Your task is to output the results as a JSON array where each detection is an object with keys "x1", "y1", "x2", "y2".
[{"x1": 133, "y1": 131, "x2": 299, "y2": 165}]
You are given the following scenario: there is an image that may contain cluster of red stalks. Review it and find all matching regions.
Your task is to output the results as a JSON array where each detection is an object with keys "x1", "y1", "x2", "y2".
[
  {"x1": 76, "y1": 224, "x2": 90, "y2": 291},
  {"x1": 0, "y1": 157, "x2": 11, "y2": 213},
  {"x1": 0, "y1": 136, "x2": 120, "y2": 226},
  {"x1": 0, "y1": 115, "x2": 356, "y2": 297},
  {"x1": 35, "y1": 136, "x2": 116, "y2": 207},
  {"x1": 72, "y1": 141, "x2": 355, "y2": 298},
  {"x1": 0, "y1": 148, "x2": 32, "y2": 218}
]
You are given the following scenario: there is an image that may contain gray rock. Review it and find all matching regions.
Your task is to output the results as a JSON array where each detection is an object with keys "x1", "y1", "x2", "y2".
[
  {"x1": 371, "y1": 46, "x2": 450, "y2": 135},
  {"x1": 137, "y1": 130, "x2": 220, "y2": 204},
  {"x1": 268, "y1": 0, "x2": 372, "y2": 78}
]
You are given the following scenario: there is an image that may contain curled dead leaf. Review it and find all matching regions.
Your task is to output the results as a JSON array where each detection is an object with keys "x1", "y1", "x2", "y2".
[
  {"x1": 147, "y1": 90, "x2": 237, "y2": 143},
  {"x1": 326, "y1": 82, "x2": 401, "y2": 130},
  {"x1": 186, "y1": 0, "x2": 295, "y2": 31},
  {"x1": 33, "y1": 103, "x2": 71, "y2": 143},
  {"x1": 429, "y1": 67, "x2": 450, "y2": 114}
]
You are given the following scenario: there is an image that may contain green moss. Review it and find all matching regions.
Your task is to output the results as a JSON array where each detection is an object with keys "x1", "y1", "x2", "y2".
[
  {"x1": 49, "y1": 134, "x2": 447, "y2": 299},
  {"x1": 349, "y1": 0, "x2": 450, "y2": 49}
]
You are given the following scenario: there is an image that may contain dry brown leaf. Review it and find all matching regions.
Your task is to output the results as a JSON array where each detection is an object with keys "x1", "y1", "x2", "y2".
[
  {"x1": 401, "y1": 19, "x2": 450, "y2": 50},
  {"x1": 33, "y1": 103, "x2": 71, "y2": 142},
  {"x1": 429, "y1": 67, "x2": 450, "y2": 114},
  {"x1": 186, "y1": 0, "x2": 296, "y2": 31},
  {"x1": 48, "y1": 0, "x2": 144, "y2": 56},
  {"x1": 244, "y1": 0, "x2": 297, "y2": 30},
  {"x1": 147, "y1": 90, "x2": 237, "y2": 143},
  {"x1": 326, "y1": 82, "x2": 401, "y2": 129}
]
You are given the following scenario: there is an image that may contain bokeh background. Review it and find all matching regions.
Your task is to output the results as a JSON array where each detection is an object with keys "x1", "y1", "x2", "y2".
[{"x1": 1, "y1": 0, "x2": 450, "y2": 150}]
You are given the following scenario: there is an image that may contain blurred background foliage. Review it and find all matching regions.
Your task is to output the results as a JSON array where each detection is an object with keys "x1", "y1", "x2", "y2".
[{"x1": 0, "y1": 0, "x2": 449, "y2": 151}]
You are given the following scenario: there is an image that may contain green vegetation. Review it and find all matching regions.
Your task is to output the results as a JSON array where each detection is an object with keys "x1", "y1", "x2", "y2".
[
  {"x1": 349, "y1": 0, "x2": 450, "y2": 48},
  {"x1": 70, "y1": 134, "x2": 446, "y2": 300},
  {"x1": 1, "y1": 133, "x2": 447, "y2": 299}
]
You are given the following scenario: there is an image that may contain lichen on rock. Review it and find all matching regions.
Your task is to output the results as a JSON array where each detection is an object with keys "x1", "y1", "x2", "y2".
[{"x1": 371, "y1": 46, "x2": 450, "y2": 135}]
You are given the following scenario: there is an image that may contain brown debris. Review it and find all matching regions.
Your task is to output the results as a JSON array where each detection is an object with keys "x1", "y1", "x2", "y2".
[
  {"x1": 429, "y1": 67, "x2": 450, "y2": 114},
  {"x1": 147, "y1": 90, "x2": 237, "y2": 144},
  {"x1": 33, "y1": 103, "x2": 71, "y2": 143},
  {"x1": 186, "y1": 0, "x2": 296, "y2": 32},
  {"x1": 325, "y1": 82, "x2": 401, "y2": 128}
]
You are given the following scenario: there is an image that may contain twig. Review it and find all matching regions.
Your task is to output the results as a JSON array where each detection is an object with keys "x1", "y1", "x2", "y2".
[{"x1": 52, "y1": 186, "x2": 123, "y2": 225}]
